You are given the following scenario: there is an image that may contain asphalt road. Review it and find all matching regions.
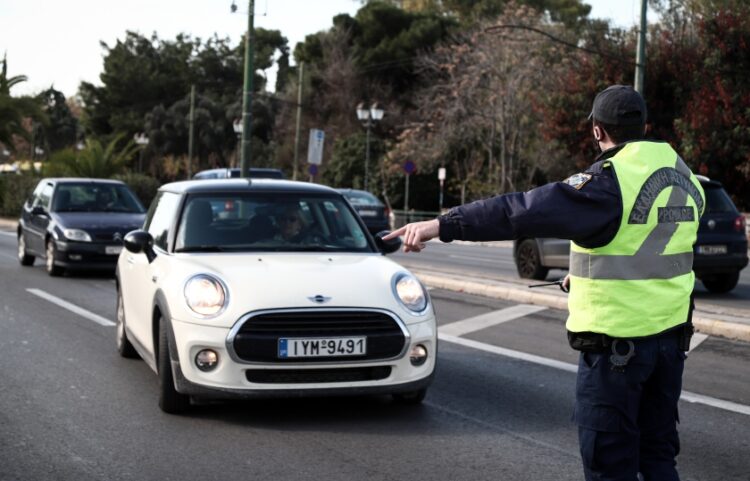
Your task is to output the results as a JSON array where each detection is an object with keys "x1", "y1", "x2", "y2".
[
  {"x1": 1, "y1": 229, "x2": 749, "y2": 481},
  {"x1": 392, "y1": 241, "x2": 750, "y2": 313}
]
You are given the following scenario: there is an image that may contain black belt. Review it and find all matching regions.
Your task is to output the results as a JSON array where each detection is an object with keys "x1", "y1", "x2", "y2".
[{"x1": 567, "y1": 322, "x2": 693, "y2": 353}]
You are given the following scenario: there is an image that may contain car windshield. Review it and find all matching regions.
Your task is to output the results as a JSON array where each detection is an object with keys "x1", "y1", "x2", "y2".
[
  {"x1": 51, "y1": 183, "x2": 145, "y2": 213},
  {"x1": 174, "y1": 194, "x2": 375, "y2": 253},
  {"x1": 344, "y1": 191, "x2": 382, "y2": 207},
  {"x1": 703, "y1": 185, "x2": 737, "y2": 214}
]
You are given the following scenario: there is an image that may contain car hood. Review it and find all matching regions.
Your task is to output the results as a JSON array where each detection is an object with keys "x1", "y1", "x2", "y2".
[
  {"x1": 162, "y1": 253, "x2": 431, "y2": 326},
  {"x1": 52, "y1": 212, "x2": 145, "y2": 232}
]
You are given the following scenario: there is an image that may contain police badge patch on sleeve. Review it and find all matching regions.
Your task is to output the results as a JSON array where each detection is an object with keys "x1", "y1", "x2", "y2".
[{"x1": 562, "y1": 173, "x2": 593, "y2": 190}]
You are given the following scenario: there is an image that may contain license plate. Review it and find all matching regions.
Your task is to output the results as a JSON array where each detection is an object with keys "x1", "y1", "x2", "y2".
[
  {"x1": 105, "y1": 246, "x2": 123, "y2": 255},
  {"x1": 697, "y1": 245, "x2": 727, "y2": 255},
  {"x1": 278, "y1": 337, "x2": 366, "y2": 358},
  {"x1": 358, "y1": 210, "x2": 377, "y2": 217}
]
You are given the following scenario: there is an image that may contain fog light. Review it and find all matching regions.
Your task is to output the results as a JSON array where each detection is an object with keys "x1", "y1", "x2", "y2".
[
  {"x1": 69, "y1": 254, "x2": 82, "y2": 261},
  {"x1": 195, "y1": 349, "x2": 219, "y2": 372},
  {"x1": 409, "y1": 344, "x2": 428, "y2": 366}
]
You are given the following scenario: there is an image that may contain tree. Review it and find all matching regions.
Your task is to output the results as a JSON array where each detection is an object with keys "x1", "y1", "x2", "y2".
[
  {"x1": 36, "y1": 88, "x2": 78, "y2": 152},
  {"x1": 0, "y1": 54, "x2": 44, "y2": 151},
  {"x1": 43, "y1": 135, "x2": 138, "y2": 178}
]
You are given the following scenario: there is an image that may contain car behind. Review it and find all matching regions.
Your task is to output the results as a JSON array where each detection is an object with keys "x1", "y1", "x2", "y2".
[
  {"x1": 18, "y1": 178, "x2": 146, "y2": 276},
  {"x1": 338, "y1": 188, "x2": 391, "y2": 235}
]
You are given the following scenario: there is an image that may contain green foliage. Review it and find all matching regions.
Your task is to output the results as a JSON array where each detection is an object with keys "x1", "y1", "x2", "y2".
[
  {"x1": 0, "y1": 174, "x2": 40, "y2": 217},
  {"x1": 112, "y1": 172, "x2": 161, "y2": 208},
  {"x1": 323, "y1": 133, "x2": 385, "y2": 190},
  {"x1": 0, "y1": 54, "x2": 45, "y2": 149},
  {"x1": 43, "y1": 135, "x2": 138, "y2": 178},
  {"x1": 36, "y1": 88, "x2": 78, "y2": 151}
]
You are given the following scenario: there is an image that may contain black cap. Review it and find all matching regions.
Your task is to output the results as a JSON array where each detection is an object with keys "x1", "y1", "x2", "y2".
[{"x1": 589, "y1": 85, "x2": 647, "y2": 126}]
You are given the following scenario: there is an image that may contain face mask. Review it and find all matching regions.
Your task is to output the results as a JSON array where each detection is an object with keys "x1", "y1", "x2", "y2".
[{"x1": 592, "y1": 135, "x2": 602, "y2": 153}]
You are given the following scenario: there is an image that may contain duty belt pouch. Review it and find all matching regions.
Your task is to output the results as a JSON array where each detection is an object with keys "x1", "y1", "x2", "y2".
[{"x1": 567, "y1": 331, "x2": 609, "y2": 352}]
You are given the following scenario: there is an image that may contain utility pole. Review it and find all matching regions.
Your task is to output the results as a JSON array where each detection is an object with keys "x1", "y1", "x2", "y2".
[
  {"x1": 239, "y1": 0, "x2": 255, "y2": 178},
  {"x1": 187, "y1": 85, "x2": 196, "y2": 179},
  {"x1": 292, "y1": 62, "x2": 304, "y2": 181},
  {"x1": 634, "y1": 0, "x2": 647, "y2": 94}
]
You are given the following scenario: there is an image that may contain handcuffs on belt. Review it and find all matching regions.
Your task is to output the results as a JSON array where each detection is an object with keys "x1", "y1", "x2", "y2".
[{"x1": 609, "y1": 339, "x2": 636, "y2": 372}]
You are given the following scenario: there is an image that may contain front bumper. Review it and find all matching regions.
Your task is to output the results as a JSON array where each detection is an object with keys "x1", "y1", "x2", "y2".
[
  {"x1": 54, "y1": 240, "x2": 122, "y2": 270},
  {"x1": 169, "y1": 315, "x2": 437, "y2": 399}
]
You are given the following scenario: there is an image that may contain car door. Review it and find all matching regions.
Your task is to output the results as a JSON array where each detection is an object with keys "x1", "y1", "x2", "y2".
[{"x1": 120, "y1": 191, "x2": 182, "y2": 354}]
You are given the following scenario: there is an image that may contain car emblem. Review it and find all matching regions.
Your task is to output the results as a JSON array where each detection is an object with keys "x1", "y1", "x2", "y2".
[
  {"x1": 308, "y1": 295, "x2": 331, "y2": 304},
  {"x1": 707, "y1": 219, "x2": 716, "y2": 230},
  {"x1": 113, "y1": 232, "x2": 123, "y2": 242}
]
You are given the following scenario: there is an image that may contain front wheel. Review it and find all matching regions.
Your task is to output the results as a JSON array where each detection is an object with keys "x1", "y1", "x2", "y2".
[
  {"x1": 18, "y1": 233, "x2": 35, "y2": 266},
  {"x1": 45, "y1": 239, "x2": 64, "y2": 277},
  {"x1": 516, "y1": 239, "x2": 549, "y2": 280},
  {"x1": 158, "y1": 319, "x2": 190, "y2": 414},
  {"x1": 392, "y1": 388, "x2": 427, "y2": 405},
  {"x1": 702, "y1": 271, "x2": 740, "y2": 294}
]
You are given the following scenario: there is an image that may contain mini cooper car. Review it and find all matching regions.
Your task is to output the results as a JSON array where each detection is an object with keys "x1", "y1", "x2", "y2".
[
  {"x1": 116, "y1": 179, "x2": 436, "y2": 413},
  {"x1": 18, "y1": 178, "x2": 146, "y2": 276}
]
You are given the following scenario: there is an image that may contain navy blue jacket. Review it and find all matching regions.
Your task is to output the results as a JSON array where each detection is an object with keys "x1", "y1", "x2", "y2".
[{"x1": 438, "y1": 146, "x2": 625, "y2": 249}]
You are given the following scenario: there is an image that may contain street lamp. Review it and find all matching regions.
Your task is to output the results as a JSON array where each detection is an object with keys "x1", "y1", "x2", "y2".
[
  {"x1": 133, "y1": 132, "x2": 149, "y2": 173},
  {"x1": 233, "y1": 119, "x2": 242, "y2": 168},
  {"x1": 356, "y1": 102, "x2": 384, "y2": 191}
]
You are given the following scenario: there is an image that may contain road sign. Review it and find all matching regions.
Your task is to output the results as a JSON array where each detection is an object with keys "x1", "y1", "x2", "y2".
[
  {"x1": 438, "y1": 167, "x2": 446, "y2": 181},
  {"x1": 307, "y1": 129, "x2": 325, "y2": 165},
  {"x1": 308, "y1": 164, "x2": 318, "y2": 176},
  {"x1": 404, "y1": 160, "x2": 416, "y2": 175}
]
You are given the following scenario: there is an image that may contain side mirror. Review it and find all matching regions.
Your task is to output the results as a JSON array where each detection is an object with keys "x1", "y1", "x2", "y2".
[
  {"x1": 124, "y1": 229, "x2": 156, "y2": 263},
  {"x1": 31, "y1": 206, "x2": 48, "y2": 217},
  {"x1": 374, "y1": 230, "x2": 402, "y2": 255}
]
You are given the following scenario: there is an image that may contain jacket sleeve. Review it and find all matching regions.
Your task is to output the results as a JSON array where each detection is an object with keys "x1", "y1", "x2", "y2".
[{"x1": 438, "y1": 162, "x2": 622, "y2": 249}]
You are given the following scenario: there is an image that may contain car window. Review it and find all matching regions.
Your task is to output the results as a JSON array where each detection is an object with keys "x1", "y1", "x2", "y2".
[
  {"x1": 145, "y1": 192, "x2": 182, "y2": 251},
  {"x1": 27, "y1": 182, "x2": 44, "y2": 208},
  {"x1": 703, "y1": 185, "x2": 737, "y2": 214},
  {"x1": 174, "y1": 193, "x2": 374, "y2": 253},
  {"x1": 344, "y1": 191, "x2": 382, "y2": 207},
  {"x1": 50, "y1": 183, "x2": 145, "y2": 213},
  {"x1": 36, "y1": 183, "x2": 54, "y2": 209}
]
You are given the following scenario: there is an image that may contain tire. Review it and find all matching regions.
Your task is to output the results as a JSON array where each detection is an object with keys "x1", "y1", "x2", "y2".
[
  {"x1": 17, "y1": 233, "x2": 35, "y2": 266},
  {"x1": 516, "y1": 239, "x2": 549, "y2": 280},
  {"x1": 702, "y1": 271, "x2": 740, "y2": 294},
  {"x1": 392, "y1": 388, "x2": 427, "y2": 405},
  {"x1": 157, "y1": 319, "x2": 190, "y2": 414},
  {"x1": 45, "y1": 239, "x2": 64, "y2": 277},
  {"x1": 116, "y1": 289, "x2": 139, "y2": 359}
]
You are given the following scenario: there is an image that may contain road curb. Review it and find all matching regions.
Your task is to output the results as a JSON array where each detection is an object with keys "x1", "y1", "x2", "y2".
[{"x1": 414, "y1": 269, "x2": 750, "y2": 344}]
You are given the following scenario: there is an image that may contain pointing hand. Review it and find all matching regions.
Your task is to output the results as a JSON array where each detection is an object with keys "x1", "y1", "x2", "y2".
[{"x1": 383, "y1": 219, "x2": 440, "y2": 253}]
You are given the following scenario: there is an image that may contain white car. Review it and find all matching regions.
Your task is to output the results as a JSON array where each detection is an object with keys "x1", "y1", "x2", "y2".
[{"x1": 116, "y1": 179, "x2": 436, "y2": 413}]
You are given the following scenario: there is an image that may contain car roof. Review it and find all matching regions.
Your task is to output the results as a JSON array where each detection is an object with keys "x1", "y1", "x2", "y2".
[
  {"x1": 42, "y1": 178, "x2": 126, "y2": 185},
  {"x1": 160, "y1": 179, "x2": 340, "y2": 195}
]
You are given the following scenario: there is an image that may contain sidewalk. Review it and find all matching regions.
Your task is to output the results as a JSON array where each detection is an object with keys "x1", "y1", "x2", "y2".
[{"x1": 3, "y1": 216, "x2": 749, "y2": 342}]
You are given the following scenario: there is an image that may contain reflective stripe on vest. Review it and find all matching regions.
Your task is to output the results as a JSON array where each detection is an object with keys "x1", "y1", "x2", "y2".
[{"x1": 570, "y1": 156, "x2": 698, "y2": 281}]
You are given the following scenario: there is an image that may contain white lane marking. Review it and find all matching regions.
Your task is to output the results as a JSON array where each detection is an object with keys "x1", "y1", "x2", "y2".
[
  {"x1": 0, "y1": 231, "x2": 16, "y2": 237},
  {"x1": 440, "y1": 304, "x2": 547, "y2": 337},
  {"x1": 440, "y1": 333, "x2": 750, "y2": 417},
  {"x1": 26, "y1": 288, "x2": 115, "y2": 327},
  {"x1": 688, "y1": 332, "x2": 709, "y2": 352}
]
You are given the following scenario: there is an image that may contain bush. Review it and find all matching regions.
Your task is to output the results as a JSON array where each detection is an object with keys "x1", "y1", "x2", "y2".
[
  {"x1": 0, "y1": 174, "x2": 41, "y2": 218},
  {"x1": 113, "y1": 173, "x2": 161, "y2": 208}
]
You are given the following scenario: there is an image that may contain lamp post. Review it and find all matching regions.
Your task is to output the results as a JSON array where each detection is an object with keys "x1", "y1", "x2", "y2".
[
  {"x1": 133, "y1": 133, "x2": 149, "y2": 173},
  {"x1": 356, "y1": 102, "x2": 384, "y2": 192},
  {"x1": 232, "y1": 119, "x2": 242, "y2": 168}
]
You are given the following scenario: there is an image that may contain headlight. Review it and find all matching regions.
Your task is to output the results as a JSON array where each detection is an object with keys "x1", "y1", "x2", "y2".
[
  {"x1": 63, "y1": 228, "x2": 92, "y2": 242},
  {"x1": 184, "y1": 274, "x2": 227, "y2": 317},
  {"x1": 393, "y1": 273, "x2": 428, "y2": 313}
]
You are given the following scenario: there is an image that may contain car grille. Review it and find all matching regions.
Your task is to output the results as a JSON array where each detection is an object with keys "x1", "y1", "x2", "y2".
[
  {"x1": 232, "y1": 310, "x2": 406, "y2": 363},
  {"x1": 245, "y1": 366, "x2": 392, "y2": 384}
]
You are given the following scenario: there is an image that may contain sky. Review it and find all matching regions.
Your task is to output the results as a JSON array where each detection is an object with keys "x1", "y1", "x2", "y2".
[{"x1": 0, "y1": 0, "x2": 651, "y2": 98}]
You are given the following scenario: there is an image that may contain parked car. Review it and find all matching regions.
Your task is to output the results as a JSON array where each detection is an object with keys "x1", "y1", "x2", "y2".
[
  {"x1": 116, "y1": 179, "x2": 436, "y2": 413},
  {"x1": 337, "y1": 188, "x2": 391, "y2": 235},
  {"x1": 193, "y1": 167, "x2": 285, "y2": 180},
  {"x1": 513, "y1": 175, "x2": 748, "y2": 293},
  {"x1": 17, "y1": 178, "x2": 147, "y2": 276}
]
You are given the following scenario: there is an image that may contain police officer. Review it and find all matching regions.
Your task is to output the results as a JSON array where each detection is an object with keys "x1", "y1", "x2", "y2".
[{"x1": 385, "y1": 85, "x2": 704, "y2": 481}]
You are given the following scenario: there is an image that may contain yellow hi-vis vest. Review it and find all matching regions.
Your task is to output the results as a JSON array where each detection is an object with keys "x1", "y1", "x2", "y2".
[{"x1": 566, "y1": 141, "x2": 705, "y2": 338}]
